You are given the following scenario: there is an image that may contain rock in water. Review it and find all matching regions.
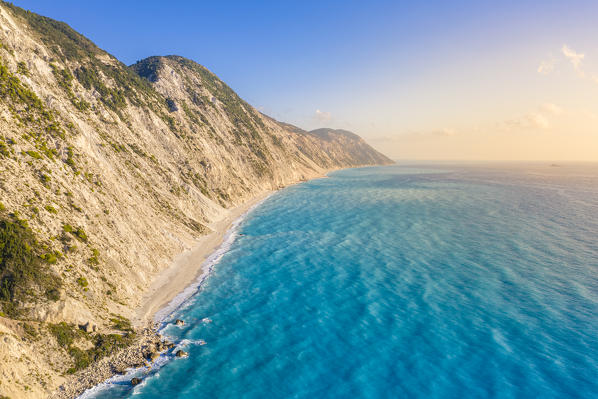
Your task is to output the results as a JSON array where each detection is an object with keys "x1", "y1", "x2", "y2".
[
  {"x1": 174, "y1": 319, "x2": 185, "y2": 326},
  {"x1": 175, "y1": 350, "x2": 188, "y2": 358},
  {"x1": 131, "y1": 377, "x2": 142, "y2": 386}
]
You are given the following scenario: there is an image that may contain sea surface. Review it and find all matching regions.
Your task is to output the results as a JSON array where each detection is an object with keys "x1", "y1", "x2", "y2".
[{"x1": 85, "y1": 163, "x2": 598, "y2": 399}]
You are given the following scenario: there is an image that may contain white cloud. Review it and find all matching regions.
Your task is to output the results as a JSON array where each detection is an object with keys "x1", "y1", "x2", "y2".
[
  {"x1": 502, "y1": 103, "x2": 565, "y2": 131},
  {"x1": 540, "y1": 103, "x2": 563, "y2": 115},
  {"x1": 562, "y1": 44, "x2": 585, "y2": 75},
  {"x1": 537, "y1": 59, "x2": 555, "y2": 75},
  {"x1": 540, "y1": 45, "x2": 598, "y2": 82},
  {"x1": 314, "y1": 109, "x2": 331, "y2": 122},
  {"x1": 527, "y1": 113, "x2": 551, "y2": 128},
  {"x1": 505, "y1": 113, "x2": 550, "y2": 130}
]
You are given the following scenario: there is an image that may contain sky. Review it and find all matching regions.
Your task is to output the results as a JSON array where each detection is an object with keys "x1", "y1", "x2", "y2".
[{"x1": 12, "y1": 0, "x2": 598, "y2": 161}]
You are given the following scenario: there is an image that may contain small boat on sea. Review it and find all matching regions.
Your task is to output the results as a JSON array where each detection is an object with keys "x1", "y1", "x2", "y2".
[{"x1": 201, "y1": 317, "x2": 212, "y2": 323}]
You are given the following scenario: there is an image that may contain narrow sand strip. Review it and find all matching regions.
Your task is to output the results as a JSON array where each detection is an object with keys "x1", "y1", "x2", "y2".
[{"x1": 133, "y1": 191, "x2": 272, "y2": 327}]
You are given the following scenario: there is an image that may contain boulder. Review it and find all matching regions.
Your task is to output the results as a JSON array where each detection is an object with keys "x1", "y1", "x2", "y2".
[
  {"x1": 131, "y1": 377, "x2": 142, "y2": 386},
  {"x1": 78, "y1": 321, "x2": 92, "y2": 333},
  {"x1": 174, "y1": 319, "x2": 184, "y2": 326},
  {"x1": 175, "y1": 350, "x2": 188, "y2": 358},
  {"x1": 144, "y1": 347, "x2": 157, "y2": 361}
]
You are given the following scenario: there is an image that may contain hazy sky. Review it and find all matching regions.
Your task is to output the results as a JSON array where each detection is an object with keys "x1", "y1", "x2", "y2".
[{"x1": 13, "y1": 0, "x2": 598, "y2": 161}]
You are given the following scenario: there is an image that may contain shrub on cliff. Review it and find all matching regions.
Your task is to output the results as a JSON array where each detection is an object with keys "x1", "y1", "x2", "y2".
[{"x1": 0, "y1": 213, "x2": 62, "y2": 316}]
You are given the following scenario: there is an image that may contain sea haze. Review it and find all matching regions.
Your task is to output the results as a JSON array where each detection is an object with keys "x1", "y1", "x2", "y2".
[{"x1": 86, "y1": 163, "x2": 598, "y2": 398}]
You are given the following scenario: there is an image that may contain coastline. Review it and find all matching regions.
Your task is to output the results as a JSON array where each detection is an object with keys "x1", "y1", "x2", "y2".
[
  {"x1": 51, "y1": 190, "x2": 273, "y2": 399},
  {"x1": 54, "y1": 169, "x2": 354, "y2": 398},
  {"x1": 133, "y1": 190, "x2": 273, "y2": 328}
]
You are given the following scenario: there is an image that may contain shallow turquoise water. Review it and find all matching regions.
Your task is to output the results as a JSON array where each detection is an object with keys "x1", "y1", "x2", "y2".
[{"x1": 86, "y1": 163, "x2": 598, "y2": 398}]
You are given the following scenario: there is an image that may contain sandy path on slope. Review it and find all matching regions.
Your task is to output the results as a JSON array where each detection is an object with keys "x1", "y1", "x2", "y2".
[{"x1": 133, "y1": 191, "x2": 272, "y2": 327}]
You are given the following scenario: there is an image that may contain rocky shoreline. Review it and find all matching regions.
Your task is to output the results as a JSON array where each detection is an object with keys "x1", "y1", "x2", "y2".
[{"x1": 50, "y1": 324, "x2": 165, "y2": 399}]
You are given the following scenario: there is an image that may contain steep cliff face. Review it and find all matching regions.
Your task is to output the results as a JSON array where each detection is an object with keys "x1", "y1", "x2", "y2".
[{"x1": 0, "y1": 3, "x2": 391, "y2": 398}]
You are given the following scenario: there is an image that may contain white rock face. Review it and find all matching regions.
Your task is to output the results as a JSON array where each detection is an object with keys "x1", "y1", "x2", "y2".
[{"x1": 0, "y1": 3, "x2": 392, "y2": 398}]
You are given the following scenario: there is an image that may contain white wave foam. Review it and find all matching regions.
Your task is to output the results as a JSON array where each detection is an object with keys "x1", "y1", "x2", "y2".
[
  {"x1": 154, "y1": 196, "x2": 270, "y2": 326},
  {"x1": 175, "y1": 338, "x2": 206, "y2": 349},
  {"x1": 77, "y1": 365, "x2": 149, "y2": 398},
  {"x1": 77, "y1": 196, "x2": 270, "y2": 398}
]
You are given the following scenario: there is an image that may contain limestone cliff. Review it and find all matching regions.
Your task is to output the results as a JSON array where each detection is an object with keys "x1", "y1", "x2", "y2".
[{"x1": 0, "y1": 3, "x2": 392, "y2": 397}]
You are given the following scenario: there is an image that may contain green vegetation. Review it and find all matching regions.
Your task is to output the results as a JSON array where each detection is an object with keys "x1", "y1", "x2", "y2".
[
  {"x1": 63, "y1": 224, "x2": 88, "y2": 242},
  {"x1": 65, "y1": 146, "x2": 77, "y2": 172},
  {"x1": 50, "y1": 63, "x2": 90, "y2": 111},
  {"x1": 5, "y1": 1, "x2": 165, "y2": 124},
  {"x1": 76, "y1": 276, "x2": 88, "y2": 288},
  {"x1": 25, "y1": 150, "x2": 41, "y2": 159},
  {"x1": 75, "y1": 66, "x2": 126, "y2": 113},
  {"x1": 37, "y1": 140, "x2": 58, "y2": 160},
  {"x1": 181, "y1": 101, "x2": 202, "y2": 126},
  {"x1": 0, "y1": 61, "x2": 43, "y2": 111},
  {"x1": 88, "y1": 248, "x2": 99, "y2": 265},
  {"x1": 39, "y1": 172, "x2": 51, "y2": 185},
  {"x1": 0, "y1": 57, "x2": 71, "y2": 174},
  {"x1": 74, "y1": 227, "x2": 88, "y2": 242},
  {"x1": 133, "y1": 56, "x2": 274, "y2": 175},
  {"x1": 50, "y1": 63, "x2": 73, "y2": 91},
  {"x1": 40, "y1": 250, "x2": 61, "y2": 264},
  {"x1": 110, "y1": 314, "x2": 133, "y2": 332},
  {"x1": 0, "y1": 139, "x2": 10, "y2": 157},
  {"x1": 49, "y1": 319, "x2": 136, "y2": 374},
  {"x1": 44, "y1": 205, "x2": 57, "y2": 214},
  {"x1": 4, "y1": 3, "x2": 101, "y2": 61},
  {"x1": 22, "y1": 322, "x2": 38, "y2": 339},
  {"x1": 0, "y1": 213, "x2": 62, "y2": 316},
  {"x1": 127, "y1": 143, "x2": 147, "y2": 158},
  {"x1": 16, "y1": 61, "x2": 28, "y2": 76}
]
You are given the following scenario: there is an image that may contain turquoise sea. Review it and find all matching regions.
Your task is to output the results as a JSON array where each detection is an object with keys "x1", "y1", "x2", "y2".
[{"x1": 85, "y1": 163, "x2": 598, "y2": 398}]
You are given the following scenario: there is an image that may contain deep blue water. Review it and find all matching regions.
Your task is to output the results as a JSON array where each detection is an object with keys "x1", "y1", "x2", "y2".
[{"x1": 86, "y1": 163, "x2": 598, "y2": 398}]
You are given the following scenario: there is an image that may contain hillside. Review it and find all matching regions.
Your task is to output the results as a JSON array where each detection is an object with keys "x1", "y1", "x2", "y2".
[{"x1": 0, "y1": 3, "x2": 392, "y2": 398}]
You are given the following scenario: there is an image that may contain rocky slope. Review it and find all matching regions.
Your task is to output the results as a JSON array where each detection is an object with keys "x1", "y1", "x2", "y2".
[{"x1": 0, "y1": 3, "x2": 392, "y2": 398}]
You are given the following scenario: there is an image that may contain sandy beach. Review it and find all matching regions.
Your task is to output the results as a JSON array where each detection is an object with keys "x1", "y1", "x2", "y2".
[
  {"x1": 51, "y1": 191, "x2": 273, "y2": 399},
  {"x1": 133, "y1": 190, "x2": 273, "y2": 327}
]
